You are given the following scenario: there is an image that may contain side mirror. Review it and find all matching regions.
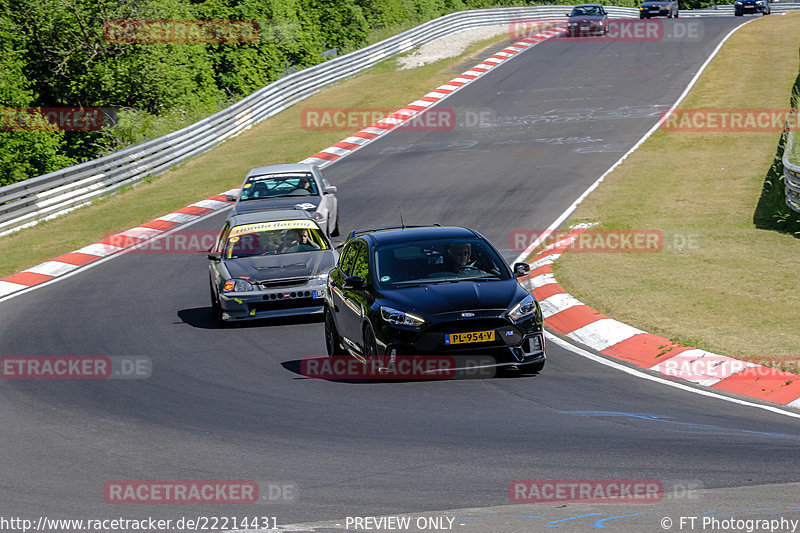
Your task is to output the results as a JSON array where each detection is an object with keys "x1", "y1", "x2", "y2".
[
  {"x1": 513, "y1": 262, "x2": 531, "y2": 278},
  {"x1": 207, "y1": 252, "x2": 221, "y2": 261},
  {"x1": 343, "y1": 276, "x2": 365, "y2": 290},
  {"x1": 324, "y1": 185, "x2": 338, "y2": 194},
  {"x1": 225, "y1": 190, "x2": 241, "y2": 202}
]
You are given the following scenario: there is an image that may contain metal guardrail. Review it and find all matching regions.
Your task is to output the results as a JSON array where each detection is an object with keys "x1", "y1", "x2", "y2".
[
  {"x1": 0, "y1": 5, "x2": 641, "y2": 238},
  {"x1": 783, "y1": 129, "x2": 800, "y2": 212},
  {"x1": 4, "y1": 3, "x2": 800, "y2": 236}
]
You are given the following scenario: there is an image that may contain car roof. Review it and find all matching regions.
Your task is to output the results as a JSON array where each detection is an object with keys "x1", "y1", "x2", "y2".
[
  {"x1": 226, "y1": 209, "x2": 315, "y2": 227},
  {"x1": 354, "y1": 226, "x2": 480, "y2": 246},
  {"x1": 573, "y1": 3, "x2": 604, "y2": 7},
  {"x1": 245, "y1": 163, "x2": 318, "y2": 178}
]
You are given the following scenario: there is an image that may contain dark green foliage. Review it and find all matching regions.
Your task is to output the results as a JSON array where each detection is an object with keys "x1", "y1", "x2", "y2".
[
  {"x1": 3, "y1": 0, "x2": 698, "y2": 186},
  {"x1": 753, "y1": 68, "x2": 800, "y2": 237}
]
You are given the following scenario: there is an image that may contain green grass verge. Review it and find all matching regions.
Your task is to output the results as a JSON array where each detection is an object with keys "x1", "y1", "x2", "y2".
[
  {"x1": 0, "y1": 30, "x2": 514, "y2": 279},
  {"x1": 554, "y1": 12, "x2": 800, "y2": 369}
]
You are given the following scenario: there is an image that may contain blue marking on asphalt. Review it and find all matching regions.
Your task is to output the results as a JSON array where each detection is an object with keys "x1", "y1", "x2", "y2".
[
  {"x1": 547, "y1": 513, "x2": 603, "y2": 527},
  {"x1": 561, "y1": 411, "x2": 800, "y2": 438},
  {"x1": 593, "y1": 514, "x2": 643, "y2": 528}
]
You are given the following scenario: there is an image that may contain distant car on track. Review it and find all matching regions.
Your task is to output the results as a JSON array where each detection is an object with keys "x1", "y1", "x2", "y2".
[
  {"x1": 227, "y1": 163, "x2": 340, "y2": 237},
  {"x1": 208, "y1": 209, "x2": 337, "y2": 324},
  {"x1": 564, "y1": 4, "x2": 609, "y2": 37},
  {"x1": 734, "y1": 0, "x2": 770, "y2": 15},
  {"x1": 323, "y1": 225, "x2": 546, "y2": 376},
  {"x1": 639, "y1": 0, "x2": 679, "y2": 18}
]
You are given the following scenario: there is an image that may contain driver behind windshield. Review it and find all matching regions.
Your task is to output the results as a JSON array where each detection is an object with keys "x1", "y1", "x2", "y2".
[{"x1": 446, "y1": 242, "x2": 472, "y2": 273}]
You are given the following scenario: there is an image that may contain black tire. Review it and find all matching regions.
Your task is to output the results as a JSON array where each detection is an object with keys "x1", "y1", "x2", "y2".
[
  {"x1": 324, "y1": 307, "x2": 345, "y2": 356},
  {"x1": 735, "y1": 10, "x2": 743, "y2": 15},
  {"x1": 209, "y1": 280, "x2": 227, "y2": 326},
  {"x1": 764, "y1": 6, "x2": 770, "y2": 14},
  {"x1": 330, "y1": 210, "x2": 340, "y2": 238},
  {"x1": 675, "y1": 10, "x2": 679, "y2": 17}
]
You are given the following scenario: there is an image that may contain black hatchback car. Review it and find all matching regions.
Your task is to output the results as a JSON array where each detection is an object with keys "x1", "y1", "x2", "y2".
[
  {"x1": 734, "y1": 0, "x2": 770, "y2": 15},
  {"x1": 323, "y1": 225, "x2": 546, "y2": 376}
]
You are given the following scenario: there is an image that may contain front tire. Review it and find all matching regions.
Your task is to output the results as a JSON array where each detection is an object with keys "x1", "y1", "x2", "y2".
[
  {"x1": 209, "y1": 280, "x2": 227, "y2": 326},
  {"x1": 330, "y1": 211, "x2": 341, "y2": 238}
]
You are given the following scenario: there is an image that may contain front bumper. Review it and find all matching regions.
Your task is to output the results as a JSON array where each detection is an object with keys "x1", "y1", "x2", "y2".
[
  {"x1": 374, "y1": 313, "x2": 546, "y2": 367},
  {"x1": 219, "y1": 285, "x2": 325, "y2": 321},
  {"x1": 565, "y1": 23, "x2": 606, "y2": 36}
]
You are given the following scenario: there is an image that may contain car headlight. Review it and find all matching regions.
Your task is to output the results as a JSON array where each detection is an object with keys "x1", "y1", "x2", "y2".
[
  {"x1": 507, "y1": 295, "x2": 538, "y2": 323},
  {"x1": 223, "y1": 278, "x2": 255, "y2": 292},
  {"x1": 735, "y1": 1, "x2": 742, "y2": 4},
  {"x1": 312, "y1": 270, "x2": 329, "y2": 285},
  {"x1": 380, "y1": 306, "x2": 426, "y2": 327},
  {"x1": 314, "y1": 212, "x2": 324, "y2": 221}
]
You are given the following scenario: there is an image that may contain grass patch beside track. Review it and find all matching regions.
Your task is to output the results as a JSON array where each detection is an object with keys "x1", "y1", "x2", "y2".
[
  {"x1": 0, "y1": 31, "x2": 513, "y2": 279},
  {"x1": 554, "y1": 13, "x2": 800, "y2": 366}
]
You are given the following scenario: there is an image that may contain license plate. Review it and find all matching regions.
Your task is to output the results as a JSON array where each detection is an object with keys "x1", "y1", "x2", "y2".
[{"x1": 445, "y1": 330, "x2": 495, "y2": 345}]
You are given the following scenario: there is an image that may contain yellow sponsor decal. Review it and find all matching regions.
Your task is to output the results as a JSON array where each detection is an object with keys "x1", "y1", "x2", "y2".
[{"x1": 230, "y1": 219, "x2": 316, "y2": 237}]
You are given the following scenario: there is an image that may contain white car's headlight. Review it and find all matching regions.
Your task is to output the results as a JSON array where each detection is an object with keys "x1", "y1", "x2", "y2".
[
  {"x1": 507, "y1": 295, "x2": 538, "y2": 323},
  {"x1": 314, "y1": 212, "x2": 324, "y2": 221},
  {"x1": 223, "y1": 278, "x2": 255, "y2": 292},
  {"x1": 380, "y1": 306, "x2": 426, "y2": 327}
]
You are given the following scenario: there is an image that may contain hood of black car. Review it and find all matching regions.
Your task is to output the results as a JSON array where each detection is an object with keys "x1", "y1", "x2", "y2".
[
  {"x1": 231, "y1": 196, "x2": 321, "y2": 215},
  {"x1": 379, "y1": 279, "x2": 523, "y2": 317},
  {"x1": 224, "y1": 251, "x2": 335, "y2": 281}
]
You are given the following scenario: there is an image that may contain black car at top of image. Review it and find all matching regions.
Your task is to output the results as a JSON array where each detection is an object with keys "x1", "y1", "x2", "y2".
[
  {"x1": 208, "y1": 209, "x2": 337, "y2": 323},
  {"x1": 639, "y1": 0, "x2": 679, "y2": 18},
  {"x1": 226, "y1": 163, "x2": 340, "y2": 237},
  {"x1": 734, "y1": 0, "x2": 770, "y2": 15},
  {"x1": 323, "y1": 225, "x2": 546, "y2": 376},
  {"x1": 564, "y1": 4, "x2": 609, "y2": 37}
]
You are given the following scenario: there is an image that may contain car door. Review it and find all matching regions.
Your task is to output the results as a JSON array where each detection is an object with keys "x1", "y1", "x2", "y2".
[
  {"x1": 346, "y1": 241, "x2": 375, "y2": 354},
  {"x1": 329, "y1": 240, "x2": 359, "y2": 349}
]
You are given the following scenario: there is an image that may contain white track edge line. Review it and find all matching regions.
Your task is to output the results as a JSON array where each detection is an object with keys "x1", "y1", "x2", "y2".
[
  {"x1": 546, "y1": 333, "x2": 800, "y2": 419},
  {"x1": 513, "y1": 18, "x2": 757, "y2": 263}
]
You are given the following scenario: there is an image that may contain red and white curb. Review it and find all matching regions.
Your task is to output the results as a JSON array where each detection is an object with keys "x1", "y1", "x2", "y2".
[
  {"x1": 518, "y1": 226, "x2": 800, "y2": 409},
  {"x1": 0, "y1": 25, "x2": 563, "y2": 301}
]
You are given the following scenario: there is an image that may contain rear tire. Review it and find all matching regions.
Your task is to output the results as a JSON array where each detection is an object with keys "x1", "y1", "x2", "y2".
[{"x1": 325, "y1": 307, "x2": 345, "y2": 356}]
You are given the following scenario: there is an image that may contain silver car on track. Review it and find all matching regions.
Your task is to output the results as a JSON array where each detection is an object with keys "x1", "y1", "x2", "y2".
[
  {"x1": 227, "y1": 163, "x2": 340, "y2": 237},
  {"x1": 208, "y1": 209, "x2": 338, "y2": 323}
]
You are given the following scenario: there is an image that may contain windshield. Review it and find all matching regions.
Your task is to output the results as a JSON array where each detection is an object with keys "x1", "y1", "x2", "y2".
[
  {"x1": 225, "y1": 220, "x2": 329, "y2": 258},
  {"x1": 570, "y1": 6, "x2": 603, "y2": 16},
  {"x1": 239, "y1": 172, "x2": 319, "y2": 201},
  {"x1": 374, "y1": 238, "x2": 511, "y2": 287}
]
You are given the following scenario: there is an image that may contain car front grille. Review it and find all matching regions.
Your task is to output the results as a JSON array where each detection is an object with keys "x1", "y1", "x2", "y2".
[{"x1": 257, "y1": 277, "x2": 310, "y2": 288}]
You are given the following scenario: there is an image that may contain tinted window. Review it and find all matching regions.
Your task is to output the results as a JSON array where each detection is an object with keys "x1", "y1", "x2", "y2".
[
  {"x1": 338, "y1": 242, "x2": 359, "y2": 276},
  {"x1": 240, "y1": 172, "x2": 318, "y2": 201},
  {"x1": 374, "y1": 237, "x2": 510, "y2": 287},
  {"x1": 224, "y1": 221, "x2": 328, "y2": 258},
  {"x1": 351, "y1": 243, "x2": 370, "y2": 283}
]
